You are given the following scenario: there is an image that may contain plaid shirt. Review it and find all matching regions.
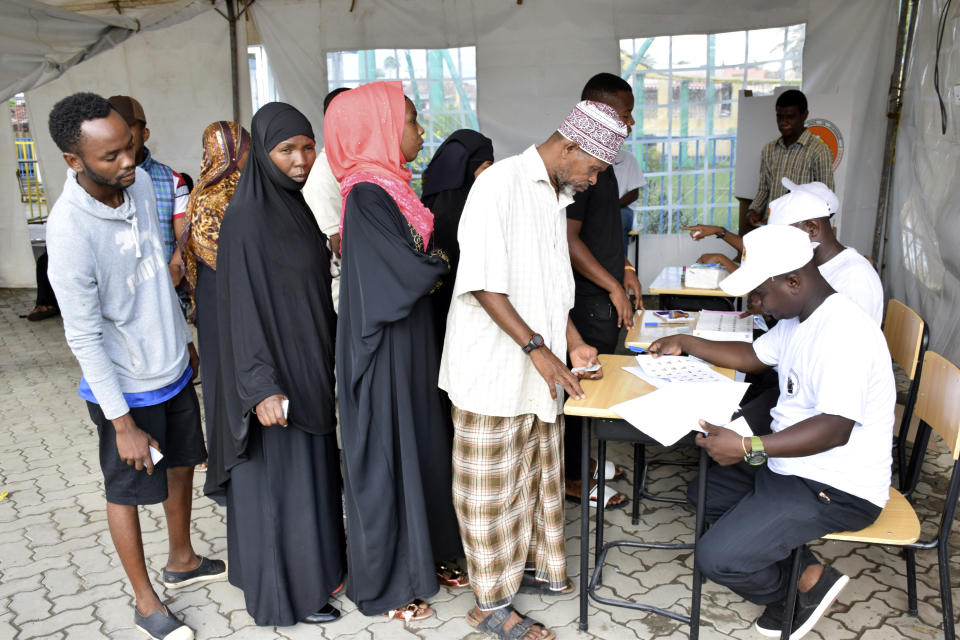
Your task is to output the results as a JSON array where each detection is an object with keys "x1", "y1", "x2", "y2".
[
  {"x1": 750, "y1": 128, "x2": 835, "y2": 216},
  {"x1": 139, "y1": 148, "x2": 188, "y2": 262}
]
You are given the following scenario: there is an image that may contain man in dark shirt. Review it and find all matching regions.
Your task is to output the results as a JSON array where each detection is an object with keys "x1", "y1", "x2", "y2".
[{"x1": 564, "y1": 72, "x2": 643, "y2": 507}]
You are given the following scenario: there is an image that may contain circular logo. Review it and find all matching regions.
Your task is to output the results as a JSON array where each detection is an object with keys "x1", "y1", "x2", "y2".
[{"x1": 805, "y1": 118, "x2": 844, "y2": 172}]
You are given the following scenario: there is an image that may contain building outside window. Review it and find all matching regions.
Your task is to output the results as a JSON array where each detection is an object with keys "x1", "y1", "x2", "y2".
[
  {"x1": 621, "y1": 25, "x2": 804, "y2": 234},
  {"x1": 326, "y1": 47, "x2": 478, "y2": 195}
]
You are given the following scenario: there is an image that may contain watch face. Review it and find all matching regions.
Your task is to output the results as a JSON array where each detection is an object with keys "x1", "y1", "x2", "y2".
[
  {"x1": 532, "y1": 335, "x2": 544, "y2": 346},
  {"x1": 745, "y1": 450, "x2": 767, "y2": 466}
]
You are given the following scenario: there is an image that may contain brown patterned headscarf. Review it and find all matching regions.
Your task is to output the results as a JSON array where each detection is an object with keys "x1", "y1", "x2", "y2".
[{"x1": 182, "y1": 121, "x2": 251, "y2": 290}]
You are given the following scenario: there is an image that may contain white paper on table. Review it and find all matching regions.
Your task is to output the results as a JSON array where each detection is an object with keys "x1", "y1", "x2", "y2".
[
  {"x1": 634, "y1": 354, "x2": 734, "y2": 385},
  {"x1": 621, "y1": 365, "x2": 670, "y2": 388},
  {"x1": 724, "y1": 416, "x2": 754, "y2": 438},
  {"x1": 149, "y1": 445, "x2": 164, "y2": 465},
  {"x1": 609, "y1": 381, "x2": 751, "y2": 446}
]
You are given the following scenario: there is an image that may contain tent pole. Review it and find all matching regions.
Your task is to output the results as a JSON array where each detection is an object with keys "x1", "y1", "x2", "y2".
[
  {"x1": 872, "y1": 0, "x2": 918, "y2": 277},
  {"x1": 226, "y1": 0, "x2": 240, "y2": 123}
]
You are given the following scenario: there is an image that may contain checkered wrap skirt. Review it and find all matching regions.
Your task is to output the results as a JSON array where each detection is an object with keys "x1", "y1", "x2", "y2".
[{"x1": 451, "y1": 406, "x2": 568, "y2": 610}]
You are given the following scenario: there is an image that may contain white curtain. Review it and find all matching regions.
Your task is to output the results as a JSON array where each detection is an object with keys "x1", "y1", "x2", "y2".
[
  {"x1": 251, "y1": 0, "x2": 898, "y2": 284},
  {"x1": 886, "y1": 0, "x2": 960, "y2": 364}
]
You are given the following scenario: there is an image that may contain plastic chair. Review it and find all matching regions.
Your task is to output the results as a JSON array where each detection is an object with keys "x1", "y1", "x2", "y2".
[
  {"x1": 883, "y1": 299, "x2": 929, "y2": 493},
  {"x1": 780, "y1": 350, "x2": 960, "y2": 640}
]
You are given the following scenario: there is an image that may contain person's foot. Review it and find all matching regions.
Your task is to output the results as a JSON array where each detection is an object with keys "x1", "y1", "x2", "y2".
[
  {"x1": 301, "y1": 602, "x2": 340, "y2": 624},
  {"x1": 134, "y1": 604, "x2": 194, "y2": 640},
  {"x1": 466, "y1": 605, "x2": 554, "y2": 640},
  {"x1": 565, "y1": 479, "x2": 628, "y2": 509},
  {"x1": 26, "y1": 305, "x2": 59, "y2": 321},
  {"x1": 384, "y1": 599, "x2": 434, "y2": 622},
  {"x1": 754, "y1": 565, "x2": 849, "y2": 640},
  {"x1": 161, "y1": 556, "x2": 227, "y2": 589}
]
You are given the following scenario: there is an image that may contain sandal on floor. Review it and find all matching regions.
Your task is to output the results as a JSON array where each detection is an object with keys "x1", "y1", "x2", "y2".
[
  {"x1": 385, "y1": 599, "x2": 434, "y2": 622},
  {"x1": 518, "y1": 572, "x2": 574, "y2": 596},
  {"x1": 565, "y1": 484, "x2": 628, "y2": 510},
  {"x1": 592, "y1": 458, "x2": 627, "y2": 482},
  {"x1": 466, "y1": 606, "x2": 555, "y2": 640},
  {"x1": 437, "y1": 562, "x2": 470, "y2": 589}
]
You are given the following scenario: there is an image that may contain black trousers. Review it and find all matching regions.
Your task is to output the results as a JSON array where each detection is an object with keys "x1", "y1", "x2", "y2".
[
  {"x1": 687, "y1": 463, "x2": 881, "y2": 605},
  {"x1": 35, "y1": 252, "x2": 58, "y2": 309},
  {"x1": 565, "y1": 295, "x2": 621, "y2": 479}
]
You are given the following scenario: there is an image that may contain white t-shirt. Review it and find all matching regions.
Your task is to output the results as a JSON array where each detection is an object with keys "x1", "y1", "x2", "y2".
[
  {"x1": 819, "y1": 247, "x2": 883, "y2": 325},
  {"x1": 752, "y1": 294, "x2": 895, "y2": 507},
  {"x1": 302, "y1": 149, "x2": 342, "y2": 237},
  {"x1": 439, "y1": 145, "x2": 576, "y2": 422},
  {"x1": 612, "y1": 148, "x2": 646, "y2": 199}
]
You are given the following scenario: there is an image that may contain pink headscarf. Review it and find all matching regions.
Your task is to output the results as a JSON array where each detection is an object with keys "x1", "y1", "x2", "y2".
[{"x1": 324, "y1": 81, "x2": 434, "y2": 248}]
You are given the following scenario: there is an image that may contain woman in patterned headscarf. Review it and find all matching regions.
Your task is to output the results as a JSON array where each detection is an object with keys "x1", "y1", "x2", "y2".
[{"x1": 180, "y1": 121, "x2": 249, "y2": 496}]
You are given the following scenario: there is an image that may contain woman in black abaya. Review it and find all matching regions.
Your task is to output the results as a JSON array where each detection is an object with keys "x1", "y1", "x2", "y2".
[
  {"x1": 211, "y1": 102, "x2": 344, "y2": 626},
  {"x1": 325, "y1": 81, "x2": 462, "y2": 621}
]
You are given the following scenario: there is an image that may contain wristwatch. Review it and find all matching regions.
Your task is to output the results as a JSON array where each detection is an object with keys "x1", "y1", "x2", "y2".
[
  {"x1": 744, "y1": 436, "x2": 767, "y2": 466},
  {"x1": 522, "y1": 333, "x2": 545, "y2": 354},
  {"x1": 716, "y1": 228, "x2": 727, "y2": 239}
]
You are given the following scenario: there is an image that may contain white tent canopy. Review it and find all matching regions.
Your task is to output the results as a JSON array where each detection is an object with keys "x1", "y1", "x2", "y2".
[{"x1": 1, "y1": 0, "x2": 957, "y2": 364}]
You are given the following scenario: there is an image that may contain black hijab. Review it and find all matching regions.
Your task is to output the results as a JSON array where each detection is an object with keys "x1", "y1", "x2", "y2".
[
  {"x1": 420, "y1": 129, "x2": 493, "y2": 262},
  {"x1": 208, "y1": 102, "x2": 337, "y2": 496}
]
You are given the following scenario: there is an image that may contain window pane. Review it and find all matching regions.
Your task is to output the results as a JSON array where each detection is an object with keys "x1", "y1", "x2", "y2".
[
  {"x1": 748, "y1": 27, "x2": 787, "y2": 63},
  {"x1": 672, "y1": 34, "x2": 707, "y2": 68},
  {"x1": 713, "y1": 31, "x2": 746, "y2": 66}
]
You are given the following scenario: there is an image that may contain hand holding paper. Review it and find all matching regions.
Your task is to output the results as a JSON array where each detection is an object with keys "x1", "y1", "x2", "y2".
[{"x1": 696, "y1": 420, "x2": 753, "y2": 466}]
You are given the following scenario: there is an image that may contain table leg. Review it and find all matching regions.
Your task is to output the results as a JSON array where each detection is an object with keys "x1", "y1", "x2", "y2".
[
  {"x1": 632, "y1": 443, "x2": 643, "y2": 525},
  {"x1": 578, "y1": 417, "x2": 592, "y2": 631},
  {"x1": 690, "y1": 447, "x2": 708, "y2": 640},
  {"x1": 595, "y1": 439, "x2": 607, "y2": 584}
]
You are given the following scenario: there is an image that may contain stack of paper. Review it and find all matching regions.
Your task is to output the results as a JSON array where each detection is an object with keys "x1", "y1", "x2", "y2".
[{"x1": 693, "y1": 310, "x2": 754, "y2": 342}]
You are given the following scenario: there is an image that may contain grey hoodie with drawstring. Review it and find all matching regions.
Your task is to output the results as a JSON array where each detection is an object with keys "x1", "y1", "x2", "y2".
[{"x1": 47, "y1": 167, "x2": 191, "y2": 420}]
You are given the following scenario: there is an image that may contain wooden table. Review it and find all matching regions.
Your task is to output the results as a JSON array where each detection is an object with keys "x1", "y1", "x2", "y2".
[
  {"x1": 624, "y1": 309, "x2": 699, "y2": 350},
  {"x1": 648, "y1": 266, "x2": 741, "y2": 311},
  {"x1": 565, "y1": 354, "x2": 735, "y2": 636}
]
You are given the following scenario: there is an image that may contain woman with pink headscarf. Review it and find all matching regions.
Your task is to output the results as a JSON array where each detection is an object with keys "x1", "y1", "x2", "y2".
[{"x1": 325, "y1": 81, "x2": 461, "y2": 621}]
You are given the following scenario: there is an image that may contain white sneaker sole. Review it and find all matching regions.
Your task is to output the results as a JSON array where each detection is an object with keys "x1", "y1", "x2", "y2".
[
  {"x1": 135, "y1": 623, "x2": 194, "y2": 640},
  {"x1": 754, "y1": 573, "x2": 850, "y2": 639}
]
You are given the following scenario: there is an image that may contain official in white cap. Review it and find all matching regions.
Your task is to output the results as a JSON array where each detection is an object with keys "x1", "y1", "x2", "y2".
[
  {"x1": 768, "y1": 178, "x2": 883, "y2": 324},
  {"x1": 647, "y1": 223, "x2": 895, "y2": 640},
  {"x1": 439, "y1": 99, "x2": 627, "y2": 638}
]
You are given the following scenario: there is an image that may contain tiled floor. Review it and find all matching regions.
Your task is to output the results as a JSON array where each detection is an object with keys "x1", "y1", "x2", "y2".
[{"x1": 0, "y1": 287, "x2": 956, "y2": 639}]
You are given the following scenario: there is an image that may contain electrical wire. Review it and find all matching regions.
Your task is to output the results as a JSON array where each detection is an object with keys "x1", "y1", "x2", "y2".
[{"x1": 934, "y1": 0, "x2": 953, "y2": 134}]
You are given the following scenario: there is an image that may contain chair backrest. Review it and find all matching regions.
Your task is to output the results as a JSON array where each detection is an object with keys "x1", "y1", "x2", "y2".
[
  {"x1": 914, "y1": 351, "x2": 960, "y2": 461},
  {"x1": 884, "y1": 299, "x2": 926, "y2": 380}
]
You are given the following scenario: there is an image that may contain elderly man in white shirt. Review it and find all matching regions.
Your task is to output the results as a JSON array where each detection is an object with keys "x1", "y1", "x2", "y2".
[
  {"x1": 439, "y1": 101, "x2": 627, "y2": 640},
  {"x1": 302, "y1": 88, "x2": 349, "y2": 311}
]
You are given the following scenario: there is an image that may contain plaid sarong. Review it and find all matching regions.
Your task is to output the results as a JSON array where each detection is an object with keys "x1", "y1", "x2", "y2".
[{"x1": 451, "y1": 406, "x2": 567, "y2": 610}]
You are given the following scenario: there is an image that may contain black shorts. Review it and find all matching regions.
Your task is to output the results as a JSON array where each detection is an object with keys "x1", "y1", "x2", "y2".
[{"x1": 88, "y1": 383, "x2": 206, "y2": 506}]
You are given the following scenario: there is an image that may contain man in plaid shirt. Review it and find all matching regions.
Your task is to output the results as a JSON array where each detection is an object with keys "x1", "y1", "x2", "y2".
[
  {"x1": 746, "y1": 89, "x2": 834, "y2": 228},
  {"x1": 108, "y1": 96, "x2": 190, "y2": 286}
]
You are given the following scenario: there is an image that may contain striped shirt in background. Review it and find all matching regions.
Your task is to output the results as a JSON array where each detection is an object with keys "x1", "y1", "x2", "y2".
[
  {"x1": 140, "y1": 147, "x2": 190, "y2": 262},
  {"x1": 749, "y1": 128, "x2": 835, "y2": 217}
]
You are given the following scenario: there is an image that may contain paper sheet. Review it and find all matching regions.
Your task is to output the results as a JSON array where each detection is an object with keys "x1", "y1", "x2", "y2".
[
  {"x1": 609, "y1": 381, "x2": 751, "y2": 446},
  {"x1": 724, "y1": 416, "x2": 754, "y2": 438},
  {"x1": 634, "y1": 354, "x2": 734, "y2": 384},
  {"x1": 149, "y1": 445, "x2": 164, "y2": 465}
]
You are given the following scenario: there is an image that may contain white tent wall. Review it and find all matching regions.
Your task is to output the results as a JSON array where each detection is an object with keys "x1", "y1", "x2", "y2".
[
  {"x1": 0, "y1": 121, "x2": 36, "y2": 287},
  {"x1": 23, "y1": 7, "x2": 252, "y2": 208},
  {"x1": 886, "y1": 0, "x2": 960, "y2": 364},
  {"x1": 251, "y1": 0, "x2": 897, "y2": 285}
]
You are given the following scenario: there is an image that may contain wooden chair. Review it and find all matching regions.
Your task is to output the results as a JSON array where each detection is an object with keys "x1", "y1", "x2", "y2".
[
  {"x1": 883, "y1": 299, "x2": 929, "y2": 492},
  {"x1": 780, "y1": 350, "x2": 960, "y2": 640}
]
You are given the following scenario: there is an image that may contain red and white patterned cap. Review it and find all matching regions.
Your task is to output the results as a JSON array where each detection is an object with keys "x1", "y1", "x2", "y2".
[{"x1": 558, "y1": 100, "x2": 628, "y2": 165}]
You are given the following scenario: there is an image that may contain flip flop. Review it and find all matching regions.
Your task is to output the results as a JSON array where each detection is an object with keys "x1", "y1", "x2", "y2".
[
  {"x1": 385, "y1": 599, "x2": 434, "y2": 622},
  {"x1": 565, "y1": 484, "x2": 628, "y2": 510},
  {"x1": 592, "y1": 459, "x2": 627, "y2": 482}
]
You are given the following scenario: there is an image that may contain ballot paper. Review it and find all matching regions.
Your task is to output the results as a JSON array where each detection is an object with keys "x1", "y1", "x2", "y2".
[
  {"x1": 609, "y1": 381, "x2": 751, "y2": 446},
  {"x1": 149, "y1": 445, "x2": 164, "y2": 465},
  {"x1": 634, "y1": 354, "x2": 733, "y2": 385}
]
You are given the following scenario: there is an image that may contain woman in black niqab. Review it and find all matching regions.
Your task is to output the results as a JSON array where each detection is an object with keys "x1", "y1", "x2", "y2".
[
  {"x1": 211, "y1": 102, "x2": 345, "y2": 626},
  {"x1": 420, "y1": 130, "x2": 493, "y2": 340}
]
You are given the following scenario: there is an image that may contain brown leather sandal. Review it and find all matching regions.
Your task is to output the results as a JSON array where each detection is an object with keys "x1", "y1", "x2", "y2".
[{"x1": 437, "y1": 562, "x2": 470, "y2": 589}]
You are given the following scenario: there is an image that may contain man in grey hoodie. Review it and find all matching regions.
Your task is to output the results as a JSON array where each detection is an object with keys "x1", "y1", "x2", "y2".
[{"x1": 46, "y1": 92, "x2": 225, "y2": 640}]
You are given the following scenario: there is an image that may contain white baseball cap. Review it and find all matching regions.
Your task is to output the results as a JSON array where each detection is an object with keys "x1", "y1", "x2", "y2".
[
  {"x1": 767, "y1": 188, "x2": 832, "y2": 226},
  {"x1": 720, "y1": 225, "x2": 814, "y2": 296},
  {"x1": 781, "y1": 177, "x2": 839, "y2": 214}
]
